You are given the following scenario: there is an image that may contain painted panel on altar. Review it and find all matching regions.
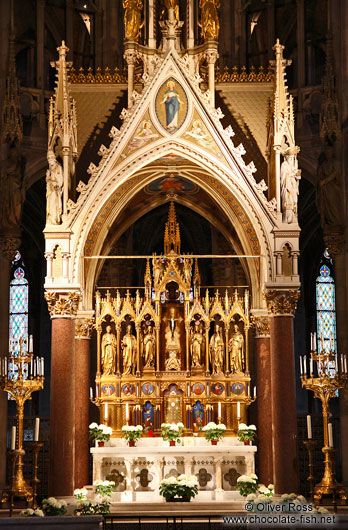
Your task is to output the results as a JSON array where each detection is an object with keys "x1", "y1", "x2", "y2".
[
  {"x1": 142, "y1": 401, "x2": 154, "y2": 432},
  {"x1": 155, "y1": 78, "x2": 188, "y2": 134}
]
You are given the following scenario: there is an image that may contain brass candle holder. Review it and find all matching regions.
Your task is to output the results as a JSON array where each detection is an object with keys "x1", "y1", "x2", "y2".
[
  {"x1": 28, "y1": 442, "x2": 44, "y2": 509},
  {"x1": 301, "y1": 348, "x2": 347, "y2": 504},
  {"x1": 303, "y1": 439, "x2": 317, "y2": 501},
  {"x1": 0, "y1": 339, "x2": 44, "y2": 507}
]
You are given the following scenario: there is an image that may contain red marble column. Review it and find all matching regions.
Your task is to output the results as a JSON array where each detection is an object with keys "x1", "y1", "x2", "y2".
[
  {"x1": 270, "y1": 315, "x2": 298, "y2": 493},
  {"x1": 74, "y1": 318, "x2": 93, "y2": 488},
  {"x1": 254, "y1": 317, "x2": 273, "y2": 486},
  {"x1": 49, "y1": 316, "x2": 75, "y2": 496}
]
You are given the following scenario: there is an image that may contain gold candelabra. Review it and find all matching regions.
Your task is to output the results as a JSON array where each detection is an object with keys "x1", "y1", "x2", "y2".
[
  {"x1": 0, "y1": 338, "x2": 44, "y2": 506},
  {"x1": 300, "y1": 343, "x2": 347, "y2": 504}
]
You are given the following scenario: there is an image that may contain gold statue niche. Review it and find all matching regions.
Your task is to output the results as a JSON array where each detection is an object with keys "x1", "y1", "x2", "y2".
[
  {"x1": 160, "y1": 0, "x2": 180, "y2": 21},
  {"x1": 123, "y1": 0, "x2": 144, "y2": 42},
  {"x1": 93, "y1": 201, "x2": 255, "y2": 436},
  {"x1": 199, "y1": 0, "x2": 220, "y2": 42}
]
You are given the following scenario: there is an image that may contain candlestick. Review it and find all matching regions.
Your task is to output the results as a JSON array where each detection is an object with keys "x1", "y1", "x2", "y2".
[
  {"x1": 310, "y1": 358, "x2": 314, "y2": 375},
  {"x1": 34, "y1": 418, "x2": 40, "y2": 442},
  {"x1": 218, "y1": 401, "x2": 222, "y2": 419},
  {"x1": 253, "y1": 386, "x2": 256, "y2": 399},
  {"x1": 237, "y1": 401, "x2": 240, "y2": 419},
  {"x1": 90, "y1": 386, "x2": 93, "y2": 399},
  {"x1": 28, "y1": 442, "x2": 43, "y2": 509},
  {"x1": 11, "y1": 426, "x2": 16, "y2": 450},
  {"x1": 125, "y1": 402, "x2": 129, "y2": 423},
  {"x1": 306, "y1": 415, "x2": 312, "y2": 439},
  {"x1": 299, "y1": 356, "x2": 303, "y2": 375},
  {"x1": 344, "y1": 356, "x2": 347, "y2": 374},
  {"x1": 303, "y1": 439, "x2": 317, "y2": 501},
  {"x1": 104, "y1": 403, "x2": 108, "y2": 421},
  {"x1": 29, "y1": 335, "x2": 33, "y2": 353}
]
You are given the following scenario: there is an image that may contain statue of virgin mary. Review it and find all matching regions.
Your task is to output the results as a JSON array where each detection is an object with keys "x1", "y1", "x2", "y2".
[{"x1": 162, "y1": 80, "x2": 182, "y2": 131}]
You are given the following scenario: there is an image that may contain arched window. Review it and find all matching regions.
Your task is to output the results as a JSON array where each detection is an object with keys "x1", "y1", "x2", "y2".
[
  {"x1": 316, "y1": 249, "x2": 336, "y2": 356},
  {"x1": 9, "y1": 251, "x2": 29, "y2": 356}
]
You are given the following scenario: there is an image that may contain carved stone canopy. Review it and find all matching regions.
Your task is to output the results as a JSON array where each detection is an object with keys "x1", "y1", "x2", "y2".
[
  {"x1": 264, "y1": 289, "x2": 300, "y2": 317},
  {"x1": 45, "y1": 290, "x2": 81, "y2": 318}
]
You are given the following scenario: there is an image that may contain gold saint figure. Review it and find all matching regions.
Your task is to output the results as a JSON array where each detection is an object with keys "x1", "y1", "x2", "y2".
[
  {"x1": 123, "y1": 0, "x2": 144, "y2": 42},
  {"x1": 229, "y1": 324, "x2": 244, "y2": 373},
  {"x1": 199, "y1": 0, "x2": 220, "y2": 41},
  {"x1": 143, "y1": 324, "x2": 155, "y2": 368},
  {"x1": 209, "y1": 324, "x2": 224, "y2": 374},
  {"x1": 190, "y1": 321, "x2": 203, "y2": 368},
  {"x1": 121, "y1": 324, "x2": 137, "y2": 375},
  {"x1": 160, "y1": 0, "x2": 179, "y2": 21},
  {"x1": 101, "y1": 325, "x2": 117, "y2": 375}
]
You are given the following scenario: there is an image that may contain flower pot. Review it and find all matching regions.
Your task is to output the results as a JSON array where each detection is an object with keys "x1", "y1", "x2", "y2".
[
  {"x1": 98, "y1": 441, "x2": 105, "y2": 447},
  {"x1": 128, "y1": 441, "x2": 135, "y2": 447},
  {"x1": 166, "y1": 496, "x2": 190, "y2": 502},
  {"x1": 211, "y1": 440, "x2": 218, "y2": 445},
  {"x1": 244, "y1": 441, "x2": 251, "y2": 446},
  {"x1": 169, "y1": 440, "x2": 176, "y2": 447}
]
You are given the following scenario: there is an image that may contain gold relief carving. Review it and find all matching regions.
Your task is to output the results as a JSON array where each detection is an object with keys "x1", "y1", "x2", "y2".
[
  {"x1": 69, "y1": 66, "x2": 127, "y2": 84},
  {"x1": 45, "y1": 290, "x2": 81, "y2": 317},
  {"x1": 0, "y1": 236, "x2": 20, "y2": 260},
  {"x1": 75, "y1": 318, "x2": 95, "y2": 339},
  {"x1": 323, "y1": 230, "x2": 345, "y2": 257},
  {"x1": 251, "y1": 316, "x2": 270, "y2": 338},
  {"x1": 216, "y1": 65, "x2": 272, "y2": 83},
  {"x1": 264, "y1": 289, "x2": 300, "y2": 316}
]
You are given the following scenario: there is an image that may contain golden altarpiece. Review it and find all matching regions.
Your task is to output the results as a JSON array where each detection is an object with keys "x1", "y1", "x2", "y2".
[{"x1": 93, "y1": 202, "x2": 253, "y2": 436}]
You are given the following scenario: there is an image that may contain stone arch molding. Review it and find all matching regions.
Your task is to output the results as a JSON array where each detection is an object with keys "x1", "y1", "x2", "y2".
[{"x1": 45, "y1": 49, "x2": 278, "y2": 309}]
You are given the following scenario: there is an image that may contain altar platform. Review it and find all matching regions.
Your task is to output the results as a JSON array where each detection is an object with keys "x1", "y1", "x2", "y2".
[{"x1": 90, "y1": 436, "x2": 256, "y2": 504}]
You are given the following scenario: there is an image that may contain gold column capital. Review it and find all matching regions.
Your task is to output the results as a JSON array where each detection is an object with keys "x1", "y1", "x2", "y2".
[
  {"x1": 264, "y1": 288, "x2": 300, "y2": 317},
  {"x1": 251, "y1": 316, "x2": 270, "y2": 338},
  {"x1": 75, "y1": 318, "x2": 95, "y2": 339},
  {"x1": 45, "y1": 290, "x2": 81, "y2": 318}
]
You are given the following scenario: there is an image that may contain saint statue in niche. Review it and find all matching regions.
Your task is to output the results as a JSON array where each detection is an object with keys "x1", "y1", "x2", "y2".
[
  {"x1": 123, "y1": 0, "x2": 144, "y2": 42},
  {"x1": 162, "y1": 80, "x2": 182, "y2": 131},
  {"x1": 209, "y1": 324, "x2": 224, "y2": 374},
  {"x1": 121, "y1": 324, "x2": 137, "y2": 375},
  {"x1": 101, "y1": 325, "x2": 117, "y2": 375},
  {"x1": 143, "y1": 322, "x2": 155, "y2": 368},
  {"x1": 46, "y1": 150, "x2": 63, "y2": 225},
  {"x1": 229, "y1": 324, "x2": 244, "y2": 373},
  {"x1": 190, "y1": 321, "x2": 203, "y2": 368},
  {"x1": 160, "y1": 0, "x2": 179, "y2": 21},
  {"x1": 280, "y1": 149, "x2": 301, "y2": 224},
  {"x1": 199, "y1": 0, "x2": 220, "y2": 41}
]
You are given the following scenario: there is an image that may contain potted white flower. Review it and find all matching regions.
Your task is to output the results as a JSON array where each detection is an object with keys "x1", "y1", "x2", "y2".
[
  {"x1": 159, "y1": 474, "x2": 198, "y2": 502},
  {"x1": 121, "y1": 425, "x2": 143, "y2": 446},
  {"x1": 202, "y1": 422, "x2": 226, "y2": 445},
  {"x1": 161, "y1": 422, "x2": 185, "y2": 446},
  {"x1": 20, "y1": 508, "x2": 44, "y2": 517},
  {"x1": 89, "y1": 423, "x2": 113, "y2": 447},
  {"x1": 93, "y1": 479, "x2": 115, "y2": 500},
  {"x1": 236, "y1": 473, "x2": 258, "y2": 497},
  {"x1": 73, "y1": 488, "x2": 88, "y2": 501},
  {"x1": 237, "y1": 423, "x2": 256, "y2": 445},
  {"x1": 41, "y1": 497, "x2": 67, "y2": 516}
]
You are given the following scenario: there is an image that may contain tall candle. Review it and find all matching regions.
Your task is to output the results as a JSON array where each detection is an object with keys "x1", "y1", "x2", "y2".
[
  {"x1": 299, "y1": 356, "x2": 303, "y2": 375},
  {"x1": 310, "y1": 358, "x2": 313, "y2": 375},
  {"x1": 237, "y1": 401, "x2": 241, "y2": 419},
  {"x1": 104, "y1": 403, "x2": 108, "y2": 420},
  {"x1": 313, "y1": 332, "x2": 317, "y2": 350},
  {"x1": 29, "y1": 335, "x2": 33, "y2": 353},
  {"x1": 344, "y1": 355, "x2": 348, "y2": 373},
  {"x1": 34, "y1": 417, "x2": 40, "y2": 442},
  {"x1": 303, "y1": 355, "x2": 307, "y2": 375},
  {"x1": 125, "y1": 402, "x2": 129, "y2": 421},
  {"x1": 335, "y1": 354, "x2": 338, "y2": 372},
  {"x1": 328, "y1": 423, "x2": 333, "y2": 448},
  {"x1": 253, "y1": 386, "x2": 257, "y2": 399},
  {"x1": 11, "y1": 426, "x2": 16, "y2": 450},
  {"x1": 90, "y1": 387, "x2": 93, "y2": 399},
  {"x1": 218, "y1": 401, "x2": 222, "y2": 418},
  {"x1": 41, "y1": 358, "x2": 44, "y2": 375},
  {"x1": 306, "y1": 415, "x2": 312, "y2": 439}
]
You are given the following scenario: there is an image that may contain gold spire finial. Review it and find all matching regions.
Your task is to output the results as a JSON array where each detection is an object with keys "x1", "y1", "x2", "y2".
[{"x1": 164, "y1": 201, "x2": 181, "y2": 255}]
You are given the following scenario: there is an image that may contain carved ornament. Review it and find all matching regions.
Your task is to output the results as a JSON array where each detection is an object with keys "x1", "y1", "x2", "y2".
[
  {"x1": 75, "y1": 318, "x2": 95, "y2": 339},
  {"x1": 0, "y1": 236, "x2": 20, "y2": 260},
  {"x1": 45, "y1": 290, "x2": 81, "y2": 318},
  {"x1": 251, "y1": 316, "x2": 270, "y2": 338},
  {"x1": 323, "y1": 230, "x2": 345, "y2": 257},
  {"x1": 264, "y1": 289, "x2": 300, "y2": 317}
]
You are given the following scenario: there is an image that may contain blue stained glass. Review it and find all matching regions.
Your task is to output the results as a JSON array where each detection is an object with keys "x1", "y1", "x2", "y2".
[
  {"x1": 323, "y1": 248, "x2": 330, "y2": 259},
  {"x1": 9, "y1": 254, "x2": 28, "y2": 356},
  {"x1": 316, "y1": 260, "x2": 336, "y2": 357},
  {"x1": 320, "y1": 265, "x2": 330, "y2": 277}
]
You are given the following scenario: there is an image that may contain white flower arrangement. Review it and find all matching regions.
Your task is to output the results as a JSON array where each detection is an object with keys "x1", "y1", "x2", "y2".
[
  {"x1": 89, "y1": 423, "x2": 112, "y2": 442},
  {"x1": 121, "y1": 424, "x2": 143, "y2": 443},
  {"x1": 236, "y1": 473, "x2": 259, "y2": 496},
  {"x1": 41, "y1": 497, "x2": 67, "y2": 516},
  {"x1": 73, "y1": 487, "x2": 88, "y2": 501},
  {"x1": 20, "y1": 508, "x2": 44, "y2": 517},
  {"x1": 159, "y1": 474, "x2": 199, "y2": 501},
  {"x1": 237, "y1": 423, "x2": 257, "y2": 443},
  {"x1": 93, "y1": 479, "x2": 115, "y2": 498},
  {"x1": 202, "y1": 422, "x2": 226, "y2": 443},
  {"x1": 161, "y1": 422, "x2": 185, "y2": 443}
]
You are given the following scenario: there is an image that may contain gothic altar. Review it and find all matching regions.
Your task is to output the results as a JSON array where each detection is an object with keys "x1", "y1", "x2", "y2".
[
  {"x1": 92, "y1": 202, "x2": 254, "y2": 436},
  {"x1": 90, "y1": 437, "x2": 256, "y2": 503}
]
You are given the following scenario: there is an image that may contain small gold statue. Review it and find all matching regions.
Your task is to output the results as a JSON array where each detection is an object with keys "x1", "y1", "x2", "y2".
[
  {"x1": 121, "y1": 324, "x2": 137, "y2": 375},
  {"x1": 143, "y1": 323, "x2": 155, "y2": 368},
  {"x1": 164, "y1": 307, "x2": 182, "y2": 349},
  {"x1": 101, "y1": 325, "x2": 117, "y2": 375},
  {"x1": 190, "y1": 321, "x2": 203, "y2": 368},
  {"x1": 229, "y1": 324, "x2": 244, "y2": 373},
  {"x1": 160, "y1": 0, "x2": 179, "y2": 21},
  {"x1": 123, "y1": 0, "x2": 144, "y2": 42},
  {"x1": 165, "y1": 350, "x2": 181, "y2": 371},
  {"x1": 209, "y1": 323, "x2": 224, "y2": 374},
  {"x1": 199, "y1": 0, "x2": 220, "y2": 41}
]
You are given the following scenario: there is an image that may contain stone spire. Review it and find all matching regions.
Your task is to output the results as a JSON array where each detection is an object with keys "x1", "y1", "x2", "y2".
[{"x1": 164, "y1": 201, "x2": 181, "y2": 255}]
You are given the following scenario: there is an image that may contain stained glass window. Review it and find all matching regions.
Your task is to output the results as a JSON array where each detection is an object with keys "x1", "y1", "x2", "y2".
[
  {"x1": 9, "y1": 251, "x2": 29, "y2": 356},
  {"x1": 316, "y1": 250, "x2": 337, "y2": 381}
]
